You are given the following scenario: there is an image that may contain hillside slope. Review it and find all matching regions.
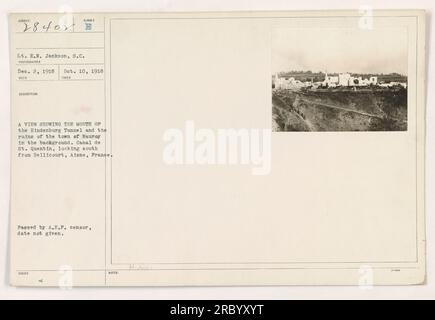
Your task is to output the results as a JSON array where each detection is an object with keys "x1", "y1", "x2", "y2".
[{"x1": 272, "y1": 89, "x2": 407, "y2": 132}]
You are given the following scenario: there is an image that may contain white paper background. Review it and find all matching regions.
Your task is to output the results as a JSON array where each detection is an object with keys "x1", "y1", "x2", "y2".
[{"x1": 0, "y1": 0, "x2": 433, "y2": 299}]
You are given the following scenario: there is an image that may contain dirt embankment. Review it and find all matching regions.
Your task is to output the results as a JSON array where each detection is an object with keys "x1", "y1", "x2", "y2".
[{"x1": 272, "y1": 89, "x2": 407, "y2": 132}]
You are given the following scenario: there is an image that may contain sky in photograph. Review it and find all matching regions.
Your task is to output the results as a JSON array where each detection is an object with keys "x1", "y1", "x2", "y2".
[{"x1": 272, "y1": 27, "x2": 408, "y2": 75}]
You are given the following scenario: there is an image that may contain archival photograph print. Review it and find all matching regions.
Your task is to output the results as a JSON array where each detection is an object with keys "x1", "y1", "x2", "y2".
[{"x1": 272, "y1": 27, "x2": 408, "y2": 132}]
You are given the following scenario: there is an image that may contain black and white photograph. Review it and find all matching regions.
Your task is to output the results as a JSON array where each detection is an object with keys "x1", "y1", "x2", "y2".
[{"x1": 272, "y1": 27, "x2": 408, "y2": 132}]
